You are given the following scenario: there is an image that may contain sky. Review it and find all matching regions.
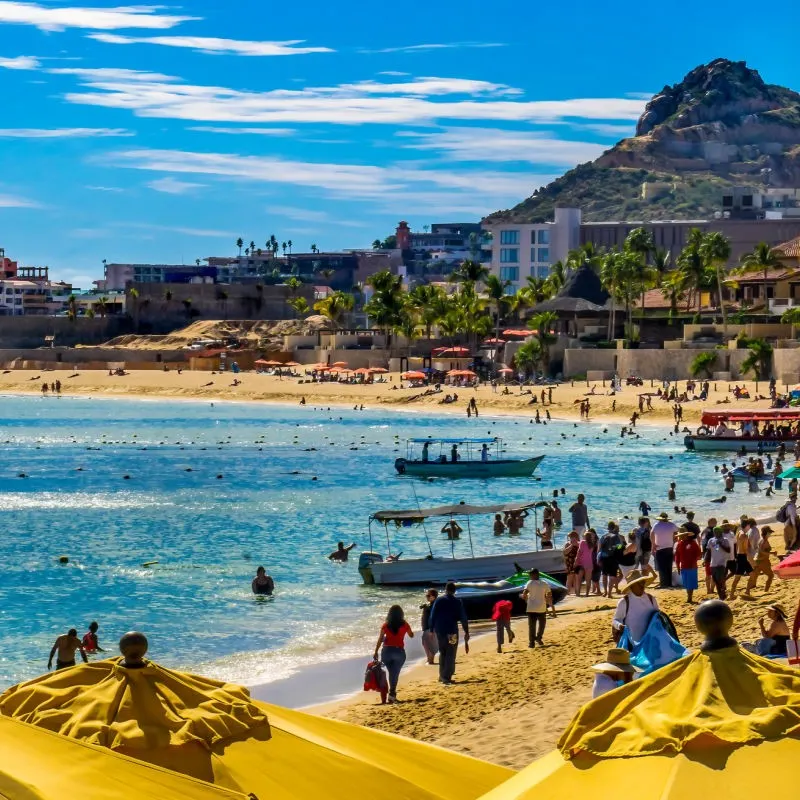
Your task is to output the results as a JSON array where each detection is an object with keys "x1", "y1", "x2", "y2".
[{"x1": 0, "y1": 0, "x2": 796, "y2": 288}]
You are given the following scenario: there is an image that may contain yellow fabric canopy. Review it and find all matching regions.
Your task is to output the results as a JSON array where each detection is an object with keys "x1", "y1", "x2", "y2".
[
  {"x1": 0, "y1": 658, "x2": 512, "y2": 800},
  {"x1": 477, "y1": 644, "x2": 800, "y2": 800},
  {"x1": 0, "y1": 713, "x2": 247, "y2": 800}
]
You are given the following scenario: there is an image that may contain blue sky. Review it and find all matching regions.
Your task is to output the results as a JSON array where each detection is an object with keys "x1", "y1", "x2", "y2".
[{"x1": 0, "y1": 0, "x2": 795, "y2": 288}]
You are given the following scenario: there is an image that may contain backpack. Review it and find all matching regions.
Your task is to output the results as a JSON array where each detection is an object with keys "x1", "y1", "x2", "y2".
[{"x1": 777, "y1": 503, "x2": 790, "y2": 523}]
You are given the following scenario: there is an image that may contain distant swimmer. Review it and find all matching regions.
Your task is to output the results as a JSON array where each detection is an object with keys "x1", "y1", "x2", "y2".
[
  {"x1": 252, "y1": 565, "x2": 275, "y2": 595},
  {"x1": 711, "y1": 496, "x2": 728, "y2": 504},
  {"x1": 329, "y1": 541, "x2": 357, "y2": 562},
  {"x1": 48, "y1": 628, "x2": 88, "y2": 670},
  {"x1": 81, "y1": 621, "x2": 106, "y2": 654}
]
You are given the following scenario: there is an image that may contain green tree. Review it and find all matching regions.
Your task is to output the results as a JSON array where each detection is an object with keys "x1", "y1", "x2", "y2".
[
  {"x1": 484, "y1": 274, "x2": 510, "y2": 367},
  {"x1": 313, "y1": 291, "x2": 354, "y2": 330},
  {"x1": 624, "y1": 227, "x2": 655, "y2": 321},
  {"x1": 661, "y1": 269, "x2": 688, "y2": 323},
  {"x1": 690, "y1": 351, "x2": 717, "y2": 378},
  {"x1": 781, "y1": 307, "x2": 800, "y2": 325},
  {"x1": 600, "y1": 251, "x2": 623, "y2": 340},
  {"x1": 515, "y1": 339, "x2": 543, "y2": 378},
  {"x1": 249, "y1": 240, "x2": 255, "y2": 255},
  {"x1": 527, "y1": 311, "x2": 558, "y2": 374},
  {"x1": 545, "y1": 260, "x2": 567, "y2": 295},
  {"x1": 700, "y1": 231, "x2": 732, "y2": 334},
  {"x1": 236, "y1": 237, "x2": 243, "y2": 256},
  {"x1": 738, "y1": 242, "x2": 783, "y2": 320},
  {"x1": 287, "y1": 239, "x2": 293, "y2": 254},
  {"x1": 364, "y1": 270, "x2": 405, "y2": 349},
  {"x1": 651, "y1": 247, "x2": 671, "y2": 287},
  {"x1": 450, "y1": 259, "x2": 489, "y2": 288},
  {"x1": 740, "y1": 337, "x2": 773, "y2": 380},
  {"x1": 372, "y1": 239, "x2": 382, "y2": 250},
  {"x1": 311, "y1": 243, "x2": 318, "y2": 254},
  {"x1": 677, "y1": 228, "x2": 713, "y2": 314},
  {"x1": 407, "y1": 284, "x2": 447, "y2": 339},
  {"x1": 452, "y1": 284, "x2": 491, "y2": 351},
  {"x1": 127, "y1": 287, "x2": 139, "y2": 329},
  {"x1": 288, "y1": 297, "x2": 310, "y2": 318}
]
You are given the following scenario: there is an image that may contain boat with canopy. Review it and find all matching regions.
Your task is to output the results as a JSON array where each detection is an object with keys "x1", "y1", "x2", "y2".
[
  {"x1": 357, "y1": 499, "x2": 564, "y2": 585},
  {"x1": 394, "y1": 437, "x2": 544, "y2": 478},
  {"x1": 684, "y1": 408, "x2": 800, "y2": 452}
]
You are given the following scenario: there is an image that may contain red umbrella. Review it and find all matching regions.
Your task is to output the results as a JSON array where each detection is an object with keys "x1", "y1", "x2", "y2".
[
  {"x1": 284, "y1": 361, "x2": 300, "y2": 367},
  {"x1": 402, "y1": 371, "x2": 427, "y2": 379},
  {"x1": 776, "y1": 551, "x2": 800, "y2": 580},
  {"x1": 368, "y1": 367, "x2": 388, "y2": 373},
  {"x1": 483, "y1": 338, "x2": 507, "y2": 345},
  {"x1": 498, "y1": 367, "x2": 513, "y2": 373}
]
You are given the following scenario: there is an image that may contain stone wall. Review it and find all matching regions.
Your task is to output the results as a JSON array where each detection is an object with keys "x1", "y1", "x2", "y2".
[
  {"x1": 0, "y1": 316, "x2": 131, "y2": 348},
  {"x1": 0, "y1": 347, "x2": 187, "y2": 370}
]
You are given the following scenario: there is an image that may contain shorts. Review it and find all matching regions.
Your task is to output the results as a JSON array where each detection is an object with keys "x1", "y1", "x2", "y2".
[
  {"x1": 573, "y1": 525, "x2": 587, "y2": 536},
  {"x1": 591, "y1": 567, "x2": 601, "y2": 582},
  {"x1": 680, "y1": 568, "x2": 698, "y2": 590},
  {"x1": 636, "y1": 552, "x2": 651, "y2": 569},
  {"x1": 601, "y1": 559, "x2": 619, "y2": 577},
  {"x1": 726, "y1": 560, "x2": 737, "y2": 577},
  {"x1": 56, "y1": 660, "x2": 75, "y2": 670},
  {"x1": 734, "y1": 554, "x2": 753, "y2": 576}
]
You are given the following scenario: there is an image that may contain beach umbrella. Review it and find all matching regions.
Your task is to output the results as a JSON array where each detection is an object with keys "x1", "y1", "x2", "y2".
[
  {"x1": 353, "y1": 368, "x2": 370, "y2": 375},
  {"x1": 498, "y1": 368, "x2": 513, "y2": 374},
  {"x1": 402, "y1": 370, "x2": 427, "y2": 379},
  {"x1": 779, "y1": 461, "x2": 800, "y2": 479},
  {"x1": 0, "y1": 712, "x2": 247, "y2": 800},
  {"x1": 332, "y1": 361, "x2": 348, "y2": 368},
  {"x1": 775, "y1": 550, "x2": 800, "y2": 579},
  {"x1": 502, "y1": 329, "x2": 531, "y2": 338},
  {"x1": 0, "y1": 643, "x2": 511, "y2": 800},
  {"x1": 477, "y1": 603, "x2": 800, "y2": 800},
  {"x1": 254, "y1": 359, "x2": 282, "y2": 367},
  {"x1": 368, "y1": 367, "x2": 388, "y2": 373},
  {"x1": 483, "y1": 338, "x2": 506, "y2": 346},
  {"x1": 283, "y1": 361, "x2": 300, "y2": 367}
]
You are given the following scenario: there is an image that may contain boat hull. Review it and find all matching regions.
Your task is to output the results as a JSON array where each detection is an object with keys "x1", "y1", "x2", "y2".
[
  {"x1": 359, "y1": 548, "x2": 565, "y2": 586},
  {"x1": 456, "y1": 577, "x2": 567, "y2": 620},
  {"x1": 395, "y1": 455, "x2": 544, "y2": 478},
  {"x1": 685, "y1": 435, "x2": 798, "y2": 452}
]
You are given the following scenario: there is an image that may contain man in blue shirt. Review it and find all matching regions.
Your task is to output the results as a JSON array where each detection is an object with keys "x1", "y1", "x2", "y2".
[{"x1": 428, "y1": 582, "x2": 470, "y2": 685}]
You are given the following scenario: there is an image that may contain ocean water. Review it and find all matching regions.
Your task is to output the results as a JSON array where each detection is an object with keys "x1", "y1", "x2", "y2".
[{"x1": 0, "y1": 395, "x2": 776, "y2": 690}]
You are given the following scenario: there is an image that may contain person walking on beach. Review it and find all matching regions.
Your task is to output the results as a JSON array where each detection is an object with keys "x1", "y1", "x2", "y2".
[
  {"x1": 705, "y1": 526, "x2": 732, "y2": 600},
  {"x1": 373, "y1": 605, "x2": 414, "y2": 703},
  {"x1": 563, "y1": 531, "x2": 580, "y2": 594},
  {"x1": 746, "y1": 526, "x2": 775, "y2": 595},
  {"x1": 81, "y1": 621, "x2": 105, "y2": 654},
  {"x1": 48, "y1": 628, "x2": 88, "y2": 670},
  {"x1": 252, "y1": 566, "x2": 274, "y2": 596},
  {"x1": 780, "y1": 493, "x2": 798, "y2": 551},
  {"x1": 574, "y1": 530, "x2": 595, "y2": 596},
  {"x1": 420, "y1": 589, "x2": 438, "y2": 665},
  {"x1": 674, "y1": 530, "x2": 701, "y2": 603},
  {"x1": 569, "y1": 494, "x2": 589, "y2": 536},
  {"x1": 428, "y1": 582, "x2": 469, "y2": 685},
  {"x1": 521, "y1": 568, "x2": 555, "y2": 648},
  {"x1": 492, "y1": 599, "x2": 514, "y2": 653},
  {"x1": 729, "y1": 523, "x2": 755, "y2": 600},
  {"x1": 328, "y1": 541, "x2": 357, "y2": 562},
  {"x1": 652, "y1": 512, "x2": 678, "y2": 588},
  {"x1": 634, "y1": 517, "x2": 654, "y2": 575},
  {"x1": 599, "y1": 521, "x2": 624, "y2": 597}
]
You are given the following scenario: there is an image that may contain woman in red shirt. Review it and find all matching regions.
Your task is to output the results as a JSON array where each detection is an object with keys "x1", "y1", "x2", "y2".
[
  {"x1": 675, "y1": 530, "x2": 702, "y2": 604},
  {"x1": 373, "y1": 605, "x2": 414, "y2": 703}
]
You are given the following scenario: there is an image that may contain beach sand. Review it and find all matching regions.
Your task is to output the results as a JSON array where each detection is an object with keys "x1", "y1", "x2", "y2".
[
  {"x1": 0, "y1": 370, "x2": 780, "y2": 424},
  {"x1": 321, "y1": 580, "x2": 800, "y2": 769}
]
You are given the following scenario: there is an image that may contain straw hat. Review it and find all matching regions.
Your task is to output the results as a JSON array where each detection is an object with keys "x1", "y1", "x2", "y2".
[
  {"x1": 591, "y1": 648, "x2": 641, "y2": 674},
  {"x1": 621, "y1": 570, "x2": 655, "y2": 594},
  {"x1": 768, "y1": 603, "x2": 788, "y2": 619},
  {"x1": 657, "y1": 512, "x2": 670, "y2": 520}
]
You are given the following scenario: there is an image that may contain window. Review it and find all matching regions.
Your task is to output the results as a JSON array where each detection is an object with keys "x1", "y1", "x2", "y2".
[
  {"x1": 538, "y1": 247, "x2": 550, "y2": 263},
  {"x1": 538, "y1": 229, "x2": 550, "y2": 245},
  {"x1": 500, "y1": 230, "x2": 519, "y2": 245},
  {"x1": 537, "y1": 266, "x2": 550, "y2": 279},
  {"x1": 500, "y1": 248, "x2": 519, "y2": 263},
  {"x1": 499, "y1": 267, "x2": 519, "y2": 282}
]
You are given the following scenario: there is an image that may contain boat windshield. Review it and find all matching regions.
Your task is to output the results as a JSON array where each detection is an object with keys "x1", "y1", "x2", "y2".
[
  {"x1": 698, "y1": 410, "x2": 800, "y2": 439},
  {"x1": 406, "y1": 437, "x2": 502, "y2": 462}
]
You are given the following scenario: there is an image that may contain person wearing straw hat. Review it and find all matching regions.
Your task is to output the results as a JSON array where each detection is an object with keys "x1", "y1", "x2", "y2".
[
  {"x1": 591, "y1": 647, "x2": 641, "y2": 699},
  {"x1": 611, "y1": 570, "x2": 658, "y2": 646},
  {"x1": 652, "y1": 511, "x2": 678, "y2": 588},
  {"x1": 746, "y1": 603, "x2": 791, "y2": 656}
]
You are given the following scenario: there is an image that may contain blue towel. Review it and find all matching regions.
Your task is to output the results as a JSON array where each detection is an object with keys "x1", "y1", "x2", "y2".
[{"x1": 618, "y1": 611, "x2": 688, "y2": 676}]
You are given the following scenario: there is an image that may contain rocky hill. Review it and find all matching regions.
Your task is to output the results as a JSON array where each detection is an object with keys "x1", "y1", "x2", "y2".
[{"x1": 486, "y1": 59, "x2": 800, "y2": 223}]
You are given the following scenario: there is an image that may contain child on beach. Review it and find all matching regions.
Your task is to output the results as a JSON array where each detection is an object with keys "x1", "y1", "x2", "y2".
[{"x1": 492, "y1": 599, "x2": 514, "y2": 653}]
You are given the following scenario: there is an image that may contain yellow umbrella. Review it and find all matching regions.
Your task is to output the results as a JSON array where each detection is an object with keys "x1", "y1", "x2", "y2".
[
  {"x1": 0, "y1": 712, "x2": 247, "y2": 800},
  {"x1": 0, "y1": 634, "x2": 511, "y2": 800},
  {"x1": 478, "y1": 601, "x2": 800, "y2": 800}
]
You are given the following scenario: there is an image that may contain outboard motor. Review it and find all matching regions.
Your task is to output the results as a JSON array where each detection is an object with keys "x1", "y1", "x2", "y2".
[{"x1": 358, "y1": 551, "x2": 383, "y2": 584}]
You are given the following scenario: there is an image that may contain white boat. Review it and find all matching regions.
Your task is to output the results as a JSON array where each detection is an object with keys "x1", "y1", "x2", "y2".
[
  {"x1": 684, "y1": 409, "x2": 800, "y2": 452},
  {"x1": 357, "y1": 500, "x2": 564, "y2": 586}
]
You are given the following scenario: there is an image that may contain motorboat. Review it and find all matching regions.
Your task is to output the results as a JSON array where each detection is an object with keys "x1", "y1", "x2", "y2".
[
  {"x1": 455, "y1": 569, "x2": 567, "y2": 620},
  {"x1": 394, "y1": 437, "x2": 544, "y2": 479},
  {"x1": 357, "y1": 500, "x2": 564, "y2": 586},
  {"x1": 684, "y1": 409, "x2": 800, "y2": 452}
]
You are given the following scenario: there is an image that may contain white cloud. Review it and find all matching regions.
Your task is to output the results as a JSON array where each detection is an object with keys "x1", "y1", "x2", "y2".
[
  {"x1": 85, "y1": 185, "x2": 124, "y2": 192},
  {"x1": 118, "y1": 222, "x2": 233, "y2": 237},
  {"x1": 0, "y1": 127, "x2": 132, "y2": 138},
  {"x1": 147, "y1": 176, "x2": 205, "y2": 194},
  {"x1": 0, "y1": 2, "x2": 196, "y2": 31},
  {"x1": 268, "y1": 206, "x2": 330, "y2": 223},
  {"x1": 578, "y1": 122, "x2": 634, "y2": 138},
  {"x1": 378, "y1": 70, "x2": 409, "y2": 77},
  {"x1": 187, "y1": 126, "x2": 296, "y2": 136},
  {"x1": 60, "y1": 70, "x2": 646, "y2": 125},
  {"x1": 363, "y1": 42, "x2": 506, "y2": 54},
  {"x1": 50, "y1": 66, "x2": 179, "y2": 82},
  {"x1": 89, "y1": 33, "x2": 333, "y2": 56},
  {"x1": 0, "y1": 54, "x2": 40, "y2": 69},
  {"x1": 0, "y1": 192, "x2": 40, "y2": 207},
  {"x1": 397, "y1": 127, "x2": 608, "y2": 165}
]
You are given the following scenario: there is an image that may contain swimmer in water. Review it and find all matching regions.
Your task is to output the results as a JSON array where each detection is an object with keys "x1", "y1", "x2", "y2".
[
  {"x1": 252, "y1": 565, "x2": 275, "y2": 596},
  {"x1": 81, "y1": 620, "x2": 105, "y2": 654},
  {"x1": 328, "y1": 541, "x2": 357, "y2": 562},
  {"x1": 48, "y1": 628, "x2": 88, "y2": 670}
]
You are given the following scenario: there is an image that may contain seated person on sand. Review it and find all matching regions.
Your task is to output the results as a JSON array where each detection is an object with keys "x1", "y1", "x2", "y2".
[{"x1": 591, "y1": 648, "x2": 640, "y2": 698}]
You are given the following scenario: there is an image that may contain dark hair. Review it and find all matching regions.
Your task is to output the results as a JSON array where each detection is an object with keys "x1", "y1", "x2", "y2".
[
  {"x1": 687, "y1": 511, "x2": 695, "y2": 520},
  {"x1": 529, "y1": 568, "x2": 539, "y2": 578},
  {"x1": 68, "y1": 628, "x2": 77, "y2": 637},
  {"x1": 337, "y1": 541, "x2": 344, "y2": 548},
  {"x1": 89, "y1": 621, "x2": 99, "y2": 631},
  {"x1": 386, "y1": 604, "x2": 405, "y2": 634},
  {"x1": 445, "y1": 581, "x2": 457, "y2": 595},
  {"x1": 256, "y1": 566, "x2": 265, "y2": 574},
  {"x1": 426, "y1": 587, "x2": 438, "y2": 599}
]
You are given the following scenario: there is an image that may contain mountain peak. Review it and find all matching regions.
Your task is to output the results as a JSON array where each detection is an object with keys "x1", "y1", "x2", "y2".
[{"x1": 636, "y1": 58, "x2": 787, "y2": 136}]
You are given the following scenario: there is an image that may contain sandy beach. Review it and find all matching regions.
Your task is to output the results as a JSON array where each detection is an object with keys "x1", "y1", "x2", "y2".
[{"x1": 0, "y1": 369, "x2": 780, "y2": 424}]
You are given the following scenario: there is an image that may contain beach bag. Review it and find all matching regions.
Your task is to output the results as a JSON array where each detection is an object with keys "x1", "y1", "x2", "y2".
[
  {"x1": 618, "y1": 611, "x2": 687, "y2": 675},
  {"x1": 777, "y1": 503, "x2": 790, "y2": 523},
  {"x1": 363, "y1": 660, "x2": 388, "y2": 702}
]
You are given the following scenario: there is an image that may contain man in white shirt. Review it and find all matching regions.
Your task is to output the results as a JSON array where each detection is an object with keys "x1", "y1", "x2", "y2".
[
  {"x1": 612, "y1": 570, "x2": 658, "y2": 646},
  {"x1": 521, "y1": 568, "x2": 555, "y2": 648},
  {"x1": 651, "y1": 512, "x2": 679, "y2": 589},
  {"x1": 705, "y1": 525, "x2": 733, "y2": 599}
]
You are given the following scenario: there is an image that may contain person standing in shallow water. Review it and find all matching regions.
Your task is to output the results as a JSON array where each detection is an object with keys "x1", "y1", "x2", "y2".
[
  {"x1": 252, "y1": 566, "x2": 274, "y2": 595},
  {"x1": 373, "y1": 604, "x2": 414, "y2": 703},
  {"x1": 48, "y1": 628, "x2": 88, "y2": 670}
]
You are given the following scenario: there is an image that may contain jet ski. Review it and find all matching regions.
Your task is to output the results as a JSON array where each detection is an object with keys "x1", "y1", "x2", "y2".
[{"x1": 455, "y1": 567, "x2": 567, "y2": 621}]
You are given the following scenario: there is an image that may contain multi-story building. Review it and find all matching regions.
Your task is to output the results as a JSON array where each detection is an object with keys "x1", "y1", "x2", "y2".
[
  {"x1": 395, "y1": 221, "x2": 491, "y2": 279},
  {"x1": 483, "y1": 208, "x2": 582, "y2": 293}
]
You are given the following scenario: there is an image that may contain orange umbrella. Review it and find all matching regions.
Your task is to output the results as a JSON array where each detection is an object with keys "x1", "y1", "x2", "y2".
[
  {"x1": 368, "y1": 367, "x2": 388, "y2": 373},
  {"x1": 402, "y1": 371, "x2": 427, "y2": 380},
  {"x1": 284, "y1": 361, "x2": 300, "y2": 367},
  {"x1": 498, "y1": 367, "x2": 513, "y2": 373},
  {"x1": 353, "y1": 368, "x2": 371, "y2": 375},
  {"x1": 332, "y1": 361, "x2": 348, "y2": 368},
  {"x1": 449, "y1": 369, "x2": 477, "y2": 378}
]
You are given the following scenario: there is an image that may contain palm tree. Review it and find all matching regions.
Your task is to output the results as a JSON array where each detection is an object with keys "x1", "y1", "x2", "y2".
[
  {"x1": 313, "y1": 291, "x2": 355, "y2": 333},
  {"x1": 450, "y1": 259, "x2": 489, "y2": 288},
  {"x1": 452, "y1": 284, "x2": 491, "y2": 351},
  {"x1": 738, "y1": 242, "x2": 783, "y2": 320},
  {"x1": 364, "y1": 270, "x2": 405, "y2": 349},
  {"x1": 287, "y1": 239, "x2": 293, "y2": 255},
  {"x1": 96, "y1": 296, "x2": 108, "y2": 318},
  {"x1": 651, "y1": 247, "x2": 671, "y2": 287},
  {"x1": 515, "y1": 339, "x2": 543, "y2": 378},
  {"x1": 269, "y1": 235, "x2": 278, "y2": 255},
  {"x1": 545, "y1": 260, "x2": 567, "y2": 295},
  {"x1": 484, "y1": 274, "x2": 510, "y2": 368},
  {"x1": 740, "y1": 337, "x2": 773, "y2": 380},
  {"x1": 394, "y1": 309, "x2": 419, "y2": 360},
  {"x1": 195, "y1": 258, "x2": 201, "y2": 266},
  {"x1": 236, "y1": 238, "x2": 243, "y2": 256},
  {"x1": 661, "y1": 269, "x2": 688, "y2": 323},
  {"x1": 249, "y1": 240, "x2": 255, "y2": 255},
  {"x1": 288, "y1": 297, "x2": 310, "y2": 318},
  {"x1": 281, "y1": 241, "x2": 287, "y2": 255},
  {"x1": 600, "y1": 251, "x2": 622, "y2": 340},
  {"x1": 677, "y1": 228, "x2": 712, "y2": 314},
  {"x1": 311, "y1": 243, "x2": 318, "y2": 254},
  {"x1": 699, "y1": 231, "x2": 732, "y2": 334},
  {"x1": 624, "y1": 227, "x2": 655, "y2": 321},
  {"x1": 372, "y1": 239, "x2": 382, "y2": 250},
  {"x1": 408, "y1": 284, "x2": 447, "y2": 339},
  {"x1": 527, "y1": 310, "x2": 558, "y2": 374},
  {"x1": 127, "y1": 287, "x2": 139, "y2": 329}
]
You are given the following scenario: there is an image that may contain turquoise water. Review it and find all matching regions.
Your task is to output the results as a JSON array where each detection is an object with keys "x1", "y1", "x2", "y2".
[{"x1": 0, "y1": 395, "x2": 774, "y2": 690}]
